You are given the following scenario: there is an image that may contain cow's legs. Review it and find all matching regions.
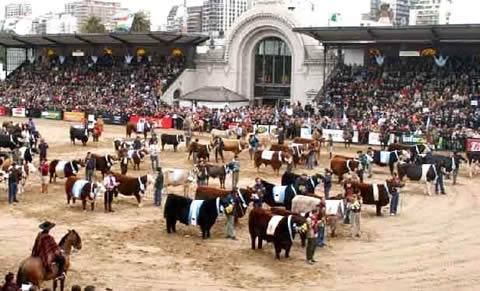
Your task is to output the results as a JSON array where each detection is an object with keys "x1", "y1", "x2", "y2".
[
  {"x1": 250, "y1": 235, "x2": 256, "y2": 249},
  {"x1": 425, "y1": 181, "x2": 432, "y2": 196},
  {"x1": 274, "y1": 242, "x2": 282, "y2": 259},
  {"x1": 91, "y1": 201, "x2": 95, "y2": 211},
  {"x1": 258, "y1": 238, "x2": 263, "y2": 249},
  {"x1": 376, "y1": 203, "x2": 382, "y2": 216},
  {"x1": 135, "y1": 193, "x2": 142, "y2": 207},
  {"x1": 82, "y1": 200, "x2": 87, "y2": 211},
  {"x1": 285, "y1": 244, "x2": 291, "y2": 258}
]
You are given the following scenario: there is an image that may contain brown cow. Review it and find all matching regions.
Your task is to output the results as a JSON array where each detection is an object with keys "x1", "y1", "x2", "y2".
[
  {"x1": 330, "y1": 157, "x2": 361, "y2": 182},
  {"x1": 112, "y1": 172, "x2": 154, "y2": 207},
  {"x1": 89, "y1": 153, "x2": 117, "y2": 178},
  {"x1": 293, "y1": 137, "x2": 321, "y2": 160},
  {"x1": 195, "y1": 186, "x2": 254, "y2": 219},
  {"x1": 352, "y1": 181, "x2": 396, "y2": 216},
  {"x1": 221, "y1": 139, "x2": 249, "y2": 158},
  {"x1": 125, "y1": 121, "x2": 152, "y2": 139},
  {"x1": 270, "y1": 143, "x2": 306, "y2": 167},
  {"x1": 188, "y1": 143, "x2": 212, "y2": 162},
  {"x1": 65, "y1": 177, "x2": 105, "y2": 211},
  {"x1": 249, "y1": 207, "x2": 306, "y2": 259},
  {"x1": 254, "y1": 150, "x2": 293, "y2": 175}
]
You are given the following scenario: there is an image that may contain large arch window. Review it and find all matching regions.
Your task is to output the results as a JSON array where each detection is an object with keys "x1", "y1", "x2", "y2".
[{"x1": 254, "y1": 37, "x2": 292, "y2": 104}]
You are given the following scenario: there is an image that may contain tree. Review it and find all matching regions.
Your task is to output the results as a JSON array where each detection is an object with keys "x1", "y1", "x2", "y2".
[
  {"x1": 81, "y1": 16, "x2": 106, "y2": 33},
  {"x1": 130, "y1": 12, "x2": 151, "y2": 32}
]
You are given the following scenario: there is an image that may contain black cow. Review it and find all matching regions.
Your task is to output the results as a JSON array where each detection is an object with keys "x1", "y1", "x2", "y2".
[
  {"x1": 388, "y1": 143, "x2": 430, "y2": 162},
  {"x1": 0, "y1": 134, "x2": 23, "y2": 150},
  {"x1": 397, "y1": 162, "x2": 441, "y2": 196},
  {"x1": 161, "y1": 134, "x2": 184, "y2": 152},
  {"x1": 70, "y1": 126, "x2": 89, "y2": 146},
  {"x1": 372, "y1": 150, "x2": 409, "y2": 175},
  {"x1": 19, "y1": 146, "x2": 37, "y2": 164},
  {"x1": 261, "y1": 180, "x2": 299, "y2": 210},
  {"x1": 163, "y1": 194, "x2": 227, "y2": 239},
  {"x1": 281, "y1": 172, "x2": 324, "y2": 194}
]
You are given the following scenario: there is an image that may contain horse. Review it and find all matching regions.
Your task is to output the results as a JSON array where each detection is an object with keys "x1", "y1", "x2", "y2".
[
  {"x1": 16, "y1": 230, "x2": 82, "y2": 291},
  {"x1": 126, "y1": 121, "x2": 152, "y2": 139}
]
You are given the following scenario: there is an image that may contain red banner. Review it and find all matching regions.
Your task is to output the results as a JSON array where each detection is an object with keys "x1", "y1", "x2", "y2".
[
  {"x1": 227, "y1": 123, "x2": 238, "y2": 130},
  {"x1": 129, "y1": 116, "x2": 173, "y2": 129},
  {"x1": 0, "y1": 107, "x2": 7, "y2": 116},
  {"x1": 467, "y1": 139, "x2": 480, "y2": 151}
]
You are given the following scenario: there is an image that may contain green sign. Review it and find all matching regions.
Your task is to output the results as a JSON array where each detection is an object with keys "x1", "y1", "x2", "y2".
[{"x1": 41, "y1": 111, "x2": 62, "y2": 120}]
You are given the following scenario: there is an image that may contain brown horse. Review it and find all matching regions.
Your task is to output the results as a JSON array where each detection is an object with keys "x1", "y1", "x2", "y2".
[
  {"x1": 126, "y1": 121, "x2": 151, "y2": 139},
  {"x1": 16, "y1": 230, "x2": 82, "y2": 291}
]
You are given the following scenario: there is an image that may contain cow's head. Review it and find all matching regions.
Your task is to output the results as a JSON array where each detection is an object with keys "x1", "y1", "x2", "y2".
[
  {"x1": 146, "y1": 174, "x2": 155, "y2": 185},
  {"x1": 91, "y1": 182, "x2": 106, "y2": 200},
  {"x1": 282, "y1": 152, "x2": 293, "y2": 165}
]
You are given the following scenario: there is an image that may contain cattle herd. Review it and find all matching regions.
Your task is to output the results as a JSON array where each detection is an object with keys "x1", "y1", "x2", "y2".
[{"x1": 2, "y1": 117, "x2": 480, "y2": 290}]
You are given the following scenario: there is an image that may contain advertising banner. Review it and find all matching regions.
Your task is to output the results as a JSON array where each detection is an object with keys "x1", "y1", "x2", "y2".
[
  {"x1": 12, "y1": 107, "x2": 26, "y2": 117},
  {"x1": 466, "y1": 139, "x2": 480, "y2": 151},
  {"x1": 41, "y1": 111, "x2": 63, "y2": 120},
  {"x1": 402, "y1": 135, "x2": 425, "y2": 145},
  {"x1": 63, "y1": 111, "x2": 85, "y2": 122},
  {"x1": 0, "y1": 107, "x2": 7, "y2": 116},
  {"x1": 300, "y1": 127, "x2": 312, "y2": 139},
  {"x1": 254, "y1": 125, "x2": 270, "y2": 135},
  {"x1": 322, "y1": 129, "x2": 359, "y2": 143}
]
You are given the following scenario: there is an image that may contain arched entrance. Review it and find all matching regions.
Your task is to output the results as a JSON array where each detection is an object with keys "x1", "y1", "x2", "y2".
[{"x1": 253, "y1": 37, "x2": 292, "y2": 106}]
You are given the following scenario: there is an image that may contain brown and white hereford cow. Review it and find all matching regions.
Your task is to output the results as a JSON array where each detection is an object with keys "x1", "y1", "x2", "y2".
[
  {"x1": 254, "y1": 150, "x2": 293, "y2": 175},
  {"x1": 330, "y1": 157, "x2": 361, "y2": 182},
  {"x1": 112, "y1": 172, "x2": 154, "y2": 207}
]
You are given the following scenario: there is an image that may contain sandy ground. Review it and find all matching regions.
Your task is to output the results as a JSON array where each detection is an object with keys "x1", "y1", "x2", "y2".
[{"x1": 0, "y1": 117, "x2": 479, "y2": 291}]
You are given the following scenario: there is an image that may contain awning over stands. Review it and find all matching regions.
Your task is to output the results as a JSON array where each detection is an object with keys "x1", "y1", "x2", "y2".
[
  {"x1": 0, "y1": 31, "x2": 209, "y2": 48},
  {"x1": 179, "y1": 86, "x2": 249, "y2": 109},
  {"x1": 293, "y1": 24, "x2": 480, "y2": 46}
]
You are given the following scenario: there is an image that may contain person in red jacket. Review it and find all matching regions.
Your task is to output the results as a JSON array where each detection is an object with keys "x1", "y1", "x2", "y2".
[{"x1": 31, "y1": 221, "x2": 66, "y2": 280}]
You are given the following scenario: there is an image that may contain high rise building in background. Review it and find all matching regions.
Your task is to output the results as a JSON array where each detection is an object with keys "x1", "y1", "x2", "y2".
[
  {"x1": 187, "y1": 6, "x2": 203, "y2": 33},
  {"x1": 202, "y1": 0, "x2": 249, "y2": 36},
  {"x1": 65, "y1": 0, "x2": 128, "y2": 31},
  {"x1": 409, "y1": 0, "x2": 452, "y2": 25},
  {"x1": 388, "y1": 0, "x2": 409, "y2": 25},
  {"x1": 166, "y1": 5, "x2": 188, "y2": 32},
  {"x1": 33, "y1": 13, "x2": 78, "y2": 34},
  {"x1": 4, "y1": 2, "x2": 32, "y2": 19}
]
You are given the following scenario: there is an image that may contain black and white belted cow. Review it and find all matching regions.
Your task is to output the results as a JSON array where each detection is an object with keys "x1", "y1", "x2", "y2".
[
  {"x1": 164, "y1": 194, "x2": 228, "y2": 239},
  {"x1": 49, "y1": 159, "x2": 84, "y2": 183},
  {"x1": 371, "y1": 149, "x2": 409, "y2": 175},
  {"x1": 397, "y1": 161, "x2": 442, "y2": 196},
  {"x1": 388, "y1": 143, "x2": 431, "y2": 162},
  {"x1": 70, "y1": 125, "x2": 89, "y2": 146},
  {"x1": 161, "y1": 134, "x2": 184, "y2": 152}
]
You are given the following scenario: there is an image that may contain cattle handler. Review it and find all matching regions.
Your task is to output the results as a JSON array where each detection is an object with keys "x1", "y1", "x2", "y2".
[{"x1": 103, "y1": 171, "x2": 119, "y2": 213}]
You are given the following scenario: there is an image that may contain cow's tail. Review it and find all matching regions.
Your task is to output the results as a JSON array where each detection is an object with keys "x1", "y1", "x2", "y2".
[{"x1": 16, "y1": 264, "x2": 27, "y2": 287}]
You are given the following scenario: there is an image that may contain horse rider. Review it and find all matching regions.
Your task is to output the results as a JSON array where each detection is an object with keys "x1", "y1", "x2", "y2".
[
  {"x1": 213, "y1": 136, "x2": 225, "y2": 163},
  {"x1": 31, "y1": 221, "x2": 66, "y2": 281},
  {"x1": 103, "y1": 171, "x2": 119, "y2": 213}
]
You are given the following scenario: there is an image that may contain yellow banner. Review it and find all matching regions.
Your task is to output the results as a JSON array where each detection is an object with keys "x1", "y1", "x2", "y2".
[{"x1": 63, "y1": 112, "x2": 85, "y2": 122}]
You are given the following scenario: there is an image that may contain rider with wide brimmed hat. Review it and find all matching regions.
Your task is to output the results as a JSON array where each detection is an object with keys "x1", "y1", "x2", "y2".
[{"x1": 31, "y1": 221, "x2": 66, "y2": 280}]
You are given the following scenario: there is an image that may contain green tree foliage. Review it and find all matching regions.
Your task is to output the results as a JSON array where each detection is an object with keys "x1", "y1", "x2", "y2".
[
  {"x1": 130, "y1": 12, "x2": 151, "y2": 32},
  {"x1": 81, "y1": 16, "x2": 106, "y2": 33}
]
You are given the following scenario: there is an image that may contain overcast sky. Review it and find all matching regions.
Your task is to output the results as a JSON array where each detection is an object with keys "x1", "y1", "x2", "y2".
[{"x1": 0, "y1": 0, "x2": 478, "y2": 28}]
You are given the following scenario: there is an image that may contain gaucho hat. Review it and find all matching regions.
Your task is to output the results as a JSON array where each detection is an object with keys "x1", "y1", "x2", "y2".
[{"x1": 39, "y1": 221, "x2": 56, "y2": 231}]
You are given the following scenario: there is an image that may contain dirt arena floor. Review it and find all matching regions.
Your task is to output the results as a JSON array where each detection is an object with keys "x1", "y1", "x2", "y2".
[{"x1": 1, "y1": 117, "x2": 479, "y2": 291}]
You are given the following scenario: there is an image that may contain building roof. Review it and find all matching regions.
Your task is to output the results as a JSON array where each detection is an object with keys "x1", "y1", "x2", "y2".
[
  {"x1": 293, "y1": 24, "x2": 480, "y2": 45},
  {"x1": 180, "y1": 87, "x2": 248, "y2": 102},
  {"x1": 0, "y1": 31, "x2": 209, "y2": 48}
]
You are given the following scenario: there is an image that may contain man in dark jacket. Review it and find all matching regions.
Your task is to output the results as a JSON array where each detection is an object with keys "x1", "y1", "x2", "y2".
[
  {"x1": 85, "y1": 152, "x2": 96, "y2": 182},
  {"x1": 154, "y1": 167, "x2": 164, "y2": 207},
  {"x1": 38, "y1": 139, "x2": 48, "y2": 163},
  {"x1": 133, "y1": 136, "x2": 142, "y2": 150},
  {"x1": 7, "y1": 164, "x2": 19, "y2": 204}
]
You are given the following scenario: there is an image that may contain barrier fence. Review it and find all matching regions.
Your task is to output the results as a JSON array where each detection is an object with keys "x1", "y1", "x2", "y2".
[{"x1": 0, "y1": 107, "x2": 475, "y2": 151}]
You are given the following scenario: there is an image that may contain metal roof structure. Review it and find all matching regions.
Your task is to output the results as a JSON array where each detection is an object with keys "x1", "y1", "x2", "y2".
[
  {"x1": 0, "y1": 31, "x2": 209, "y2": 48},
  {"x1": 293, "y1": 24, "x2": 480, "y2": 45}
]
